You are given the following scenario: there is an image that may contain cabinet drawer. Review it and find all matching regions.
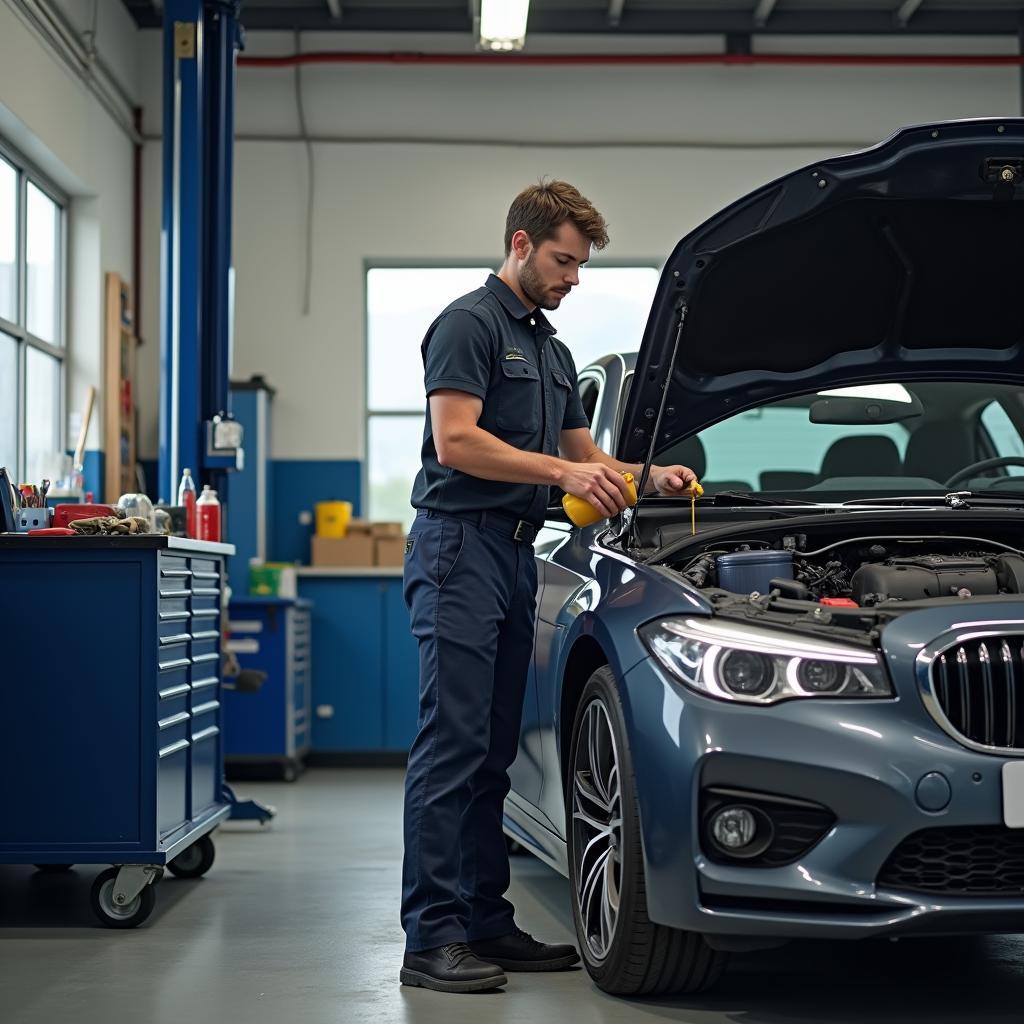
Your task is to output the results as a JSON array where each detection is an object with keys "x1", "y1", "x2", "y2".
[
  {"x1": 191, "y1": 632, "x2": 220, "y2": 668},
  {"x1": 157, "y1": 689, "x2": 190, "y2": 721},
  {"x1": 157, "y1": 661, "x2": 189, "y2": 694},
  {"x1": 158, "y1": 641, "x2": 191, "y2": 673},
  {"x1": 157, "y1": 742, "x2": 189, "y2": 837}
]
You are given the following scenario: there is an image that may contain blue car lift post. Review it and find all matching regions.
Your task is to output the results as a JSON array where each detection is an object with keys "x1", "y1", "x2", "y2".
[{"x1": 162, "y1": 0, "x2": 273, "y2": 826}]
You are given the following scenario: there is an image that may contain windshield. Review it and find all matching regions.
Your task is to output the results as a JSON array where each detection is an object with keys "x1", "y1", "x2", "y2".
[{"x1": 653, "y1": 381, "x2": 1024, "y2": 500}]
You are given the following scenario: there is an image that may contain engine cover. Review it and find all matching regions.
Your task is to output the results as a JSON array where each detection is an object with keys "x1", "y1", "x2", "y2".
[{"x1": 851, "y1": 555, "x2": 1000, "y2": 604}]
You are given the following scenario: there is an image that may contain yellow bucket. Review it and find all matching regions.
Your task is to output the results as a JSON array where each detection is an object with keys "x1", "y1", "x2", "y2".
[{"x1": 315, "y1": 500, "x2": 353, "y2": 538}]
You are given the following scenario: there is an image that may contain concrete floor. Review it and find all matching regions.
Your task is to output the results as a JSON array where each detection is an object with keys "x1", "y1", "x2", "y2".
[{"x1": 4, "y1": 769, "x2": 1024, "y2": 1024}]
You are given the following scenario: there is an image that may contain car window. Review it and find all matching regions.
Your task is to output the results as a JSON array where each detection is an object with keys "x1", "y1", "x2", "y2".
[
  {"x1": 649, "y1": 381, "x2": 1024, "y2": 497},
  {"x1": 578, "y1": 377, "x2": 600, "y2": 431},
  {"x1": 692, "y1": 408, "x2": 909, "y2": 491},
  {"x1": 981, "y1": 400, "x2": 1024, "y2": 477}
]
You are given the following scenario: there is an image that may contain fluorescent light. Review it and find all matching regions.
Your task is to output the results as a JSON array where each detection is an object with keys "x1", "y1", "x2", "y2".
[{"x1": 479, "y1": 0, "x2": 530, "y2": 52}]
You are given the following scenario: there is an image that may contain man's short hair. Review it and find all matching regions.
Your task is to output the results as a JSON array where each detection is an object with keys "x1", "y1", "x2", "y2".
[{"x1": 503, "y1": 179, "x2": 610, "y2": 256}]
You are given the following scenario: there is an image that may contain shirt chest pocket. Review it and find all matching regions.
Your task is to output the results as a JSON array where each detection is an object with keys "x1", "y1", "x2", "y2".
[{"x1": 496, "y1": 360, "x2": 542, "y2": 433}]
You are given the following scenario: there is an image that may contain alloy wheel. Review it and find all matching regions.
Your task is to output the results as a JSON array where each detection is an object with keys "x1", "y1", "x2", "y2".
[{"x1": 571, "y1": 697, "x2": 623, "y2": 962}]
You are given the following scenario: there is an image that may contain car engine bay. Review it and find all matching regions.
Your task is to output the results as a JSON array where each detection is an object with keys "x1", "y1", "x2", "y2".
[{"x1": 624, "y1": 508, "x2": 1024, "y2": 635}]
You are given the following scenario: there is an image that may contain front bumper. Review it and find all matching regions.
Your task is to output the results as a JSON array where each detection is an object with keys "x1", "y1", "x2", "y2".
[{"x1": 621, "y1": 651, "x2": 1024, "y2": 941}]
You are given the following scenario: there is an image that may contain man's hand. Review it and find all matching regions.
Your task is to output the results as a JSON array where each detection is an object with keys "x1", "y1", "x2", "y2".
[
  {"x1": 559, "y1": 463, "x2": 634, "y2": 518},
  {"x1": 651, "y1": 464, "x2": 699, "y2": 497}
]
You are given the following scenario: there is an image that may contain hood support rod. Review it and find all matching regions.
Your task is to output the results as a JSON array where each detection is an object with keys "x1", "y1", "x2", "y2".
[{"x1": 627, "y1": 301, "x2": 689, "y2": 549}]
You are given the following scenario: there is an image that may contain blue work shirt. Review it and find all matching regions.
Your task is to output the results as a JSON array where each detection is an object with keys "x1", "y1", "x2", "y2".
[{"x1": 410, "y1": 274, "x2": 590, "y2": 526}]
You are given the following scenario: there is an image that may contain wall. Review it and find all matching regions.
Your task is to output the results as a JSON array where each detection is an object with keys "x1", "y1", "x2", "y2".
[
  {"x1": 0, "y1": 0, "x2": 139, "y2": 493},
  {"x1": 134, "y1": 28, "x2": 1021, "y2": 553}
]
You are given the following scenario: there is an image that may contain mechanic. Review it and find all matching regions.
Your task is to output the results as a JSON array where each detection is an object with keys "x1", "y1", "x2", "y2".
[{"x1": 399, "y1": 179, "x2": 698, "y2": 994}]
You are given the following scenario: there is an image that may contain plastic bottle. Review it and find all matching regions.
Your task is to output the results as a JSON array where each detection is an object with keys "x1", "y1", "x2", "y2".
[
  {"x1": 562, "y1": 472, "x2": 639, "y2": 528},
  {"x1": 196, "y1": 485, "x2": 221, "y2": 542},
  {"x1": 177, "y1": 468, "x2": 197, "y2": 538}
]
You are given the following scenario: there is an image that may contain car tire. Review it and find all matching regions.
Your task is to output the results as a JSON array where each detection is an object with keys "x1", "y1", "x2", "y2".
[{"x1": 567, "y1": 665, "x2": 727, "y2": 996}]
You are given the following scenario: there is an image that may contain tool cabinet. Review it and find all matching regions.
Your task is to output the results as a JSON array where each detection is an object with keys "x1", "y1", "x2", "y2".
[
  {"x1": 223, "y1": 596, "x2": 312, "y2": 780},
  {"x1": 0, "y1": 535, "x2": 234, "y2": 928}
]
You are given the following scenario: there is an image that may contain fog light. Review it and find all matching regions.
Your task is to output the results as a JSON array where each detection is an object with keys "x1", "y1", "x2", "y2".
[{"x1": 711, "y1": 806, "x2": 757, "y2": 850}]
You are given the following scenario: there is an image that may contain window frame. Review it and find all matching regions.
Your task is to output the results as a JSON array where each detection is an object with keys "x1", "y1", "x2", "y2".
[
  {"x1": 0, "y1": 136, "x2": 68, "y2": 482},
  {"x1": 363, "y1": 261, "x2": 660, "y2": 524}
]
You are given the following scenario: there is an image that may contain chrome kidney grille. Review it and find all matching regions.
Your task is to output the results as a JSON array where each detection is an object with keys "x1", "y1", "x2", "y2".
[{"x1": 927, "y1": 635, "x2": 1024, "y2": 751}]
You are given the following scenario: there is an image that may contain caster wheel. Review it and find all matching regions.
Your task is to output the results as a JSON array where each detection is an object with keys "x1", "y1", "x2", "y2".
[
  {"x1": 167, "y1": 835, "x2": 215, "y2": 879},
  {"x1": 34, "y1": 864, "x2": 73, "y2": 873},
  {"x1": 90, "y1": 868, "x2": 156, "y2": 929},
  {"x1": 282, "y1": 762, "x2": 298, "y2": 783}
]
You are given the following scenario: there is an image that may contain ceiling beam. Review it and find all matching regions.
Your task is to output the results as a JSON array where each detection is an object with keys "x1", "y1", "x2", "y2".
[
  {"x1": 120, "y1": 3, "x2": 1024, "y2": 35},
  {"x1": 608, "y1": 0, "x2": 626, "y2": 28},
  {"x1": 895, "y1": 0, "x2": 925, "y2": 28},
  {"x1": 753, "y1": 0, "x2": 777, "y2": 29},
  {"x1": 325, "y1": 0, "x2": 342, "y2": 22}
]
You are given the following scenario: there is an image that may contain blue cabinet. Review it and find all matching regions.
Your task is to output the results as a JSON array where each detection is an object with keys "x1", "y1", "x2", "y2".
[
  {"x1": 298, "y1": 572, "x2": 420, "y2": 753},
  {"x1": 223, "y1": 597, "x2": 312, "y2": 779},
  {"x1": 0, "y1": 536, "x2": 232, "y2": 866}
]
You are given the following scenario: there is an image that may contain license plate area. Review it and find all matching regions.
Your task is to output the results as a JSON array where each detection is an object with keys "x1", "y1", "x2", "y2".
[{"x1": 1001, "y1": 761, "x2": 1024, "y2": 827}]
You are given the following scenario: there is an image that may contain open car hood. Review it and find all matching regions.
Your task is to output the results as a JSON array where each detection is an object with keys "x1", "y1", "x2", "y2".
[{"x1": 618, "y1": 118, "x2": 1024, "y2": 464}]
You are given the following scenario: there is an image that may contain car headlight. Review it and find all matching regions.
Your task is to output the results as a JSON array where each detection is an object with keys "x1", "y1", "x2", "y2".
[{"x1": 638, "y1": 617, "x2": 893, "y2": 705}]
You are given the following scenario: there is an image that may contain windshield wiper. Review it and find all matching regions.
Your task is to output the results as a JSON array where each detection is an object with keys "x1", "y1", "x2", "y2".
[
  {"x1": 840, "y1": 492, "x2": 1024, "y2": 509},
  {"x1": 711, "y1": 491, "x2": 813, "y2": 507}
]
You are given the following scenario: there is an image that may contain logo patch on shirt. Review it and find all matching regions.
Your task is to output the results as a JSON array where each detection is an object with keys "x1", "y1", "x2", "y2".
[
  {"x1": 504, "y1": 347, "x2": 527, "y2": 361},
  {"x1": 405, "y1": 538, "x2": 415, "y2": 556}
]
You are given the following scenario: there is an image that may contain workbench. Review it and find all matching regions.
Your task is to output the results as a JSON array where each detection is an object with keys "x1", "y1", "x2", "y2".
[{"x1": 0, "y1": 534, "x2": 235, "y2": 927}]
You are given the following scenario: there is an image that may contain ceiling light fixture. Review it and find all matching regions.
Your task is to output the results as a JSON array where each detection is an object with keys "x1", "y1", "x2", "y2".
[{"x1": 478, "y1": 0, "x2": 530, "y2": 52}]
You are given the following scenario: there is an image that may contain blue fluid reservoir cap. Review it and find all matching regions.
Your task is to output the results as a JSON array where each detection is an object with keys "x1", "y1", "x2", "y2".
[{"x1": 915, "y1": 772, "x2": 952, "y2": 812}]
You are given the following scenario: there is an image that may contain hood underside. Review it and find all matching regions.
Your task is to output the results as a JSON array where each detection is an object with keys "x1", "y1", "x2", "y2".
[{"x1": 618, "y1": 118, "x2": 1024, "y2": 464}]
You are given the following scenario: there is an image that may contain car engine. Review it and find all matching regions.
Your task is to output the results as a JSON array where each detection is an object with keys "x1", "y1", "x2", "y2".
[{"x1": 675, "y1": 537, "x2": 1024, "y2": 607}]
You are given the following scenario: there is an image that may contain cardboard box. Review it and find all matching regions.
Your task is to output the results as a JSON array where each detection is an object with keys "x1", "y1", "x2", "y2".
[
  {"x1": 249, "y1": 561, "x2": 298, "y2": 597},
  {"x1": 345, "y1": 519, "x2": 373, "y2": 536},
  {"x1": 370, "y1": 521, "x2": 404, "y2": 538},
  {"x1": 311, "y1": 534, "x2": 375, "y2": 567},
  {"x1": 375, "y1": 536, "x2": 407, "y2": 567}
]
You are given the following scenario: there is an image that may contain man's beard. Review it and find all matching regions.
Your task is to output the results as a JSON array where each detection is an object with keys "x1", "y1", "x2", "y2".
[{"x1": 520, "y1": 252, "x2": 561, "y2": 311}]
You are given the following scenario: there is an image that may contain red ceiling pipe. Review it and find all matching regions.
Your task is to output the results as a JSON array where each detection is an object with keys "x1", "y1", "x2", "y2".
[{"x1": 239, "y1": 51, "x2": 1024, "y2": 69}]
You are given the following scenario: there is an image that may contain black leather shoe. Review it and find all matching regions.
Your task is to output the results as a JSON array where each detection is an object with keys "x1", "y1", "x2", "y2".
[
  {"x1": 469, "y1": 927, "x2": 581, "y2": 972},
  {"x1": 400, "y1": 943, "x2": 507, "y2": 993}
]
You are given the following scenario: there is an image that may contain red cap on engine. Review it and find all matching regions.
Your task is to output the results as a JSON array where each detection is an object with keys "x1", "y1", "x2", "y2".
[{"x1": 820, "y1": 597, "x2": 859, "y2": 608}]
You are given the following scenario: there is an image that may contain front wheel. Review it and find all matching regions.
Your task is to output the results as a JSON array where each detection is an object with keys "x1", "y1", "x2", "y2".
[
  {"x1": 566, "y1": 666, "x2": 727, "y2": 996},
  {"x1": 167, "y1": 835, "x2": 216, "y2": 879},
  {"x1": 90, "y1": 868, "x2": 156, "y2": 929}
]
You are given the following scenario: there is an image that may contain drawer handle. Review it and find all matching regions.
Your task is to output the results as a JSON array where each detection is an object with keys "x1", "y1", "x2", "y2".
[
  {"x1": 192, "y1": 699, "x2": 220, "y2": 716},
  {"x1": 159, "y1": 711, "x2": 191, "y2": 730},
  {"x1": 160, "y1": 633, "x2": 192, "y2": 647},
  {"x1": 192, "y1": 725, "x2": 220, "y2": 744},
  {"x1": 159, "y1": 683, "x2": 192, "y2": 700},
  {"x1": 159, "y1": 611, "x2": 190, "y2": 623},
  {"x1": 159, "y1": 657, "x2": 191, "y2": 672},
  {"x1": 192, "y1": 571, "x2": 220, "y2": 581},
  {"x1": 159, "y1": 738, "x2": 190, "y2": 759},
  {"x1": 192, "y1": 652, "x2": 220, "y2": 665},
  {"x1": 191, "y1": 630, "x2": 220, "y2": 642},
  {"x1": 161, "y1": 569, "x2": 192, "y2": 579},
  {"x1": 192, "y1": 587, "x2": 220, "y2": 597},
  {"x1": 192, "y1": 609, "x2": 220, "y2": 620},
  {"x1": 192, "y1": 676, "x2": 219, "y2": 692}
]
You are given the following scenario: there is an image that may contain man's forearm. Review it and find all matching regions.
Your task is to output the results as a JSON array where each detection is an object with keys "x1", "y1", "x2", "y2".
[{"x1": 439, "y1": 426, "x2": 567, "y2": 486}]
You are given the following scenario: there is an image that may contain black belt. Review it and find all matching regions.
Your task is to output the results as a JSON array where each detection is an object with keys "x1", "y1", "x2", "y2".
[{"x1": 424, "y1": 509, "x2": 539, "y2": 545}]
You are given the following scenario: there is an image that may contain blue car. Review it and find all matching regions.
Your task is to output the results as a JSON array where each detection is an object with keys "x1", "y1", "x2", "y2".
[{"x1": 504, "y1": 118, "x2": 1024, "y2": 997}]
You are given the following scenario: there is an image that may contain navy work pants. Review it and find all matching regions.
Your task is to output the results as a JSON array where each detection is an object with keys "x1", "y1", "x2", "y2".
[{"x1": 400, "y1": 509, "x2": 538, "y2": 951}]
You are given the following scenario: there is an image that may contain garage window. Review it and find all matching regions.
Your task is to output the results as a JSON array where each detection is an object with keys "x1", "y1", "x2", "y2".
[
  {"x1": 0, "y1": 140, "x2": 66, "y2": 482},
  {"x1": 366, "y1": 265, "x2": 659, "y2": 528}
]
